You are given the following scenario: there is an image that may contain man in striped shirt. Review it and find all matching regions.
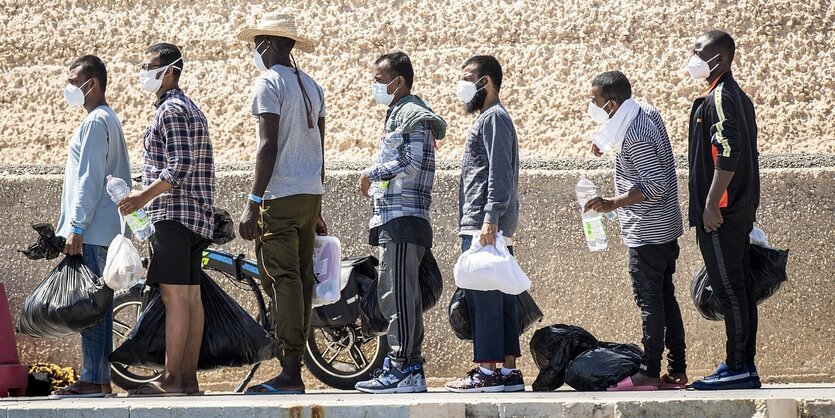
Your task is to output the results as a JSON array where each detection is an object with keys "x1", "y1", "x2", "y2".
[{"x1": 585, "y1": 71, "x2": 686, "y2": 391}]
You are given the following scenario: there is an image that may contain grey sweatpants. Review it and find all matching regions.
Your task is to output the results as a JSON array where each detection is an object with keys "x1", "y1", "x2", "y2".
[{"x1": 377, "y1": 242, "x2": 425, "y2": 369}]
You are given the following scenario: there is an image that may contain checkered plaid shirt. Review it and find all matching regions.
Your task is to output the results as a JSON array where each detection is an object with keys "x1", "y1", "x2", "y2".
[
  {"x1": 143, "y1": 88, "x2": 215, "y2": 240},
  {"x1": 365, "y1": 120, "x2": 435, "y2": 228}
]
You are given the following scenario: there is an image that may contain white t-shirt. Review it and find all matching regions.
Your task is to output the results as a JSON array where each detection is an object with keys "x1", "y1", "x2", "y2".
[{"x1": 251, "y1": 64, "x2": 326, "y2": 199}]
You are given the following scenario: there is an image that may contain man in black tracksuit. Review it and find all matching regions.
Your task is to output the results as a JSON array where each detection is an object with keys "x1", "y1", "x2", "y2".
[{"x1": 686, "y1": 30, "x2": 761, "y2": 390}]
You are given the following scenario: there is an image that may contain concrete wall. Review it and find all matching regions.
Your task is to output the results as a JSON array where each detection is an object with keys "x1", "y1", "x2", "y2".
[
  {"x1": 1, "y1": 1, "x2": 833, "y2": 165},
  {"x1": 2, "y1": 165, "x2": 833, "y2": 388}
]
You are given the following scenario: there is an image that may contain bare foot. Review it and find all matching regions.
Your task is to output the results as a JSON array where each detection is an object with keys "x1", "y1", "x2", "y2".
[
  {"x1": 128, "y1": 380, "x2": 185, "y2": 396},
  {"x1": 53, "y1": 381, "x2": 106, "y2": 396},
  {"x1": 662, "y1": 372, "x2": 689, "y2": 385},
  {"x1": 630, "y1": 373, "x2": 662, "y2": 387}
]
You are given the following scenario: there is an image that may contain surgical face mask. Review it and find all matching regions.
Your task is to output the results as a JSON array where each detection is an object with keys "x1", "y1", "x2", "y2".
[
  {"x1": 587, "y1": 100, "x2": 613, "y2": 124},
  {"x1": 687, "y1": 53, "x2": 720, "y2": 80},
  {"x1": 456, "y1": 76, "x2": 486, "y2": 103},
  {"x1": 64, "y1": 79, "x2": 92, "y2": 107},
  {"x1": 139, "y1": 58, "x2": 182, "y2": 93},
  {"x1": 253, "y1": 41, "x2": 269, "y2": 72},
  {"x1": 371, "y1": 78, "x2": 399, "y2": 106}
]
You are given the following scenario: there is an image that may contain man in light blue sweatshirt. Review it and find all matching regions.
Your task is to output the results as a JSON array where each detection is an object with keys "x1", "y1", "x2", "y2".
[{"x1": 52, "y1": 55, "x2": 132, "y2": 398}]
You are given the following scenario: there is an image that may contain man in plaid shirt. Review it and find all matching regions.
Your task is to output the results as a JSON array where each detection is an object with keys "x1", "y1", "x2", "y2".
[
  {"x1": 118, "y1": 42, "x2": 214, "y2": 396},
  {"x1": 355, "y1": 52, "x2": 447, "y2": 394}
]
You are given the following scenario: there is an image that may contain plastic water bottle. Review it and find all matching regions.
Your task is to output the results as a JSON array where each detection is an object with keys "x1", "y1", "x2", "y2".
[
  {"x1": 576, "y1": 175, "x2": 608, "y2": 251},
  {"x1": 106, "y1": 175, "x2": 155, "y2": 241}
]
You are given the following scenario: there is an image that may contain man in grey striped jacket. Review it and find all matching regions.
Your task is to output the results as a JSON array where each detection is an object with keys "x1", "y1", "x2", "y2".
[{"x1": 584, "y1": 71, "x2": 687, "y2": 391}]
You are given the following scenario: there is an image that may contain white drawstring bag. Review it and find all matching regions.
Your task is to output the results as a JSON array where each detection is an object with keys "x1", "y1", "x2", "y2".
[
  {"x1": 102, "y1": 218, "x2": 143, "y2": 290},
  {"x1": 454, "y1": 232, "x2": 531, "y2": 295},
  {"x1": 312, "y1": 235, "x2": 342, "y2": 307}
]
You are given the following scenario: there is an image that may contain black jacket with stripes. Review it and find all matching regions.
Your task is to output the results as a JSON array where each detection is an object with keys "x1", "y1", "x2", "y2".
[{"x1": 688, "y1": 72, "x2": 760, "y2": 227}]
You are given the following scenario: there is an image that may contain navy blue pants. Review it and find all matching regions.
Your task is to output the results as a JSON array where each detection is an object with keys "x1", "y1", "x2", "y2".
[{"x1": 461, "y1": 235, "x2": 521, "y2": 363}]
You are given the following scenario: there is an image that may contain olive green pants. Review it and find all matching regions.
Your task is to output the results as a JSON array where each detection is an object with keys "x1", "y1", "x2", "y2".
[{"x1": 256, "y1": 194, "x2": 322, "y2": 357}]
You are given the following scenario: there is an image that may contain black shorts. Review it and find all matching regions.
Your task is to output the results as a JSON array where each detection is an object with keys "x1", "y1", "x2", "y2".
[{"x1": 146, "y1": 220, "x2": 210, "y2": 286}]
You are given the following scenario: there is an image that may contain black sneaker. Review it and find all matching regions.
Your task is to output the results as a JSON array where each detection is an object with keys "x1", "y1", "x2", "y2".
[
  {"x1": 445, "y1": 367, "x2": 505, "y2": 393},
  {"x1": 500, "y1": 369, "x2": 525, "y2": 392}
]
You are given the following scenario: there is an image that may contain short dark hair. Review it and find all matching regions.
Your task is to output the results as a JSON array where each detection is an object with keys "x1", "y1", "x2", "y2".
[
  {"x1": 591, "y1": 71, "x2": 632, "y2": 104},
  {"x1": 703, "y1": 29, "x2": 736, "y2": 61},
  {"x1": 145, "y1": 42, "x2": 183, "y2": 78},
  {"x1": 462, "y1": 55, "x2": 503, "y2": 92},
  {"x1": 374, "y1": 51, "x2": 414, "y2": 89},
  {"x1": 69, "y1": 55, "x2": 107, "y2": 92}
]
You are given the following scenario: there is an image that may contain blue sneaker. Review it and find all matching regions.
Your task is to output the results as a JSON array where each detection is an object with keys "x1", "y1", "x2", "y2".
[
  {"x1": 355, "y1": 359, "x2": 425, "y2": 394},
  {"x1": 691, "y1": 363, "x2": 754, "y2": 390},
  {"x1": 748, "y1": 364, "x2": 762, "y2": 389},
  {"x1": 407, "y1": 362, "x2": 428, "y2": 393}
]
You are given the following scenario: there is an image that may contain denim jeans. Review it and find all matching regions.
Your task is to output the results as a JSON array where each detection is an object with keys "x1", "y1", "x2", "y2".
[
  {"x1": 461, "y1": 235, "x2": 521, "y2": 363},
  {"x1": 80, "y1": 244, "x2": 113, "y2": 384}
]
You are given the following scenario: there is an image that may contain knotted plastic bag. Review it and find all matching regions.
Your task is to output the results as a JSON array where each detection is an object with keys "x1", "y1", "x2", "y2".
[
  {"x1": 102, "y1": 219, "x2": 142, "y2": 291},
  {"x1": 17, "y1": 255, "x2": 113, "y2": 338},
  {"x1": 453, "y1": 233, "x2": 530, "y2": 295}
]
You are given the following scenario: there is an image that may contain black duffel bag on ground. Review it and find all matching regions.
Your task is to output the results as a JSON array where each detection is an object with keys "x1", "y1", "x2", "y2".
[
  {"x1": 691, "y1": 243, "x2": 789, "y2": 321},
  {"x1": 448, "y1": 287, "x2": 543, "y2": 341},
  {"x1": 109, "y1": 272, "x2": 274, "y2": 370},
  {"x1": 17, "y1": 255, "x2": 113, "y2": 338}
]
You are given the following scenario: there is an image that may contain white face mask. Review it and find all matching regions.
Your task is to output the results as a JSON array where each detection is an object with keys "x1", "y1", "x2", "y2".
[
  {"x1": 139, "y1": 58, "x2": 182, "y2": 93},
  {"x1": 587, "y1": 100, "x2": 613, "y2": 124},
  {"x1": 371, "y1": 78, "x2": 399, "y2": 106},
  {"x1": 455, "y1": 76, "x2": 485, "y2": 103},
  {"x1": 253, "y1": 41, "x2": 269, "y2": 72},
  {"x1": 64, "y1": 79, "x2": 92, "y2": 108},
  {"x1": 687, "y1": 53, "x2": 720, "y2": 80}
]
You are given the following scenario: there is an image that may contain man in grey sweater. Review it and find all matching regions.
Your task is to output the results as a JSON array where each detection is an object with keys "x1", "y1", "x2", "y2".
[{"x1": 445, "y1": 55, "x2": 524, "y2": 393}]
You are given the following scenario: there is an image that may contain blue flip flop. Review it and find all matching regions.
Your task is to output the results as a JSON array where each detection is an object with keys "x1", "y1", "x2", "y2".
[{"x1": 245, "y1": 383, "x2": 305, "y2": 395}]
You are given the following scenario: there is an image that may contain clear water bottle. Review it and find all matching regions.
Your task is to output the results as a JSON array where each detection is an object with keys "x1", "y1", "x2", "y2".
[
  {"x1": 576, "y1": 174, "x2": 608, "y2": 251},
  {"x1": 106, "y1": 175, "x2": 155, "y2": 241}
]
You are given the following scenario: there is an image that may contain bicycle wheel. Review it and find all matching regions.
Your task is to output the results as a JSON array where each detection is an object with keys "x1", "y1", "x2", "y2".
[
  {"x1": 110, "y1": 283, "x2": 160, "y2": 390},
  {"x1": 303, "y1": 324, "x2": 389, "y2": 390}
]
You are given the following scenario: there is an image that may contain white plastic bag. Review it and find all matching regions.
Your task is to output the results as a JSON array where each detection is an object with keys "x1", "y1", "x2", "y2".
[
  {"x1": 750, "y1": 225, "x2": 769, "y2": 247},
  {"x1": 453, "y1": 232, "x2": 531, "y2": 295},
  {"x1": 312, "y1": 235, "x2": 342, "y2": 307},
  {"x1": 102, "y1": 219, "x2": 143, "y2": 290}
]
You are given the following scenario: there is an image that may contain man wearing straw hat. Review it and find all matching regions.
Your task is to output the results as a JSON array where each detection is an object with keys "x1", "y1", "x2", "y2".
[{"x1": 237, "y1": 12, "x2": 327, "y2": 394}]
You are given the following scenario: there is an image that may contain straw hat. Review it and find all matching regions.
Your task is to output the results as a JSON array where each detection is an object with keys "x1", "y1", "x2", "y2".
[{"x1": 237, "y1": 13, "x2": 315, "y2": 53}]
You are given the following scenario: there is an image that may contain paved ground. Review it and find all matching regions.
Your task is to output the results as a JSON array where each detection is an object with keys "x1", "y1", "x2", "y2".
[{"x1": 2, "y1": 384, "x2": 835, "y2": 417}]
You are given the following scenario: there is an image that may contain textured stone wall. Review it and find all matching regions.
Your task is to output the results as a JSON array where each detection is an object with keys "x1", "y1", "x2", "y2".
[
  {"x1": 2, "y1": 167, "x2": 833, "y2": 389},
  {"x1": 1, "y1": 1, "x2": 833, "y2": 165}
]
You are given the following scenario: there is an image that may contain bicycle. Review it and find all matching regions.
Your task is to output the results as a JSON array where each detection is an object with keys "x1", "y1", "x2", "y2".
[{"x1": 109, "y1": 247, "x2": 388, "y2": 391}]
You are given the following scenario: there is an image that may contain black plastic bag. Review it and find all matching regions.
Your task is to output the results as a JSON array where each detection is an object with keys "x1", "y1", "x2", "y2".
[
  {"x1": 211, "y1": 207, "x2": 236, "y2": 245},
  {"x1": 360, "y1": 279, "x2": 388, "y2": 336},
  {"x1": 359, "y1": 251, "x2": 443, "y2": 337},
  {"x1": 691, "y1": 244, "x2": 789, "y2": 321},
  {"x1": 17, "y1": 256, "x2": 113, "y2": 338},
  {"x1": 448, "y1": 288, "x2": 544, "y2": 341},
  {"x1": 529, "y1": 324, "x2": 598, "y2": 391},
  {"x1": 418, "y1": 249, "x2": 443, "y2": 312},
  {"x1": 563, "y1": 342, "x2": 643, "y2": 391},
  {"x1": 109, "y1": 272, "x2": 274, "y2": 370},
  {"x1": 19, "y1": 223, "x2": 66, "y2": 261},
  {"x1": 749, "y1": 244, "x2": 789, "y2": 301}
]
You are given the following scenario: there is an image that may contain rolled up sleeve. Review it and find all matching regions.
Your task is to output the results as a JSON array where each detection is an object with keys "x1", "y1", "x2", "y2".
[{"x1": 158, "y1": 108, "x2": 194, "y2": 187}]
